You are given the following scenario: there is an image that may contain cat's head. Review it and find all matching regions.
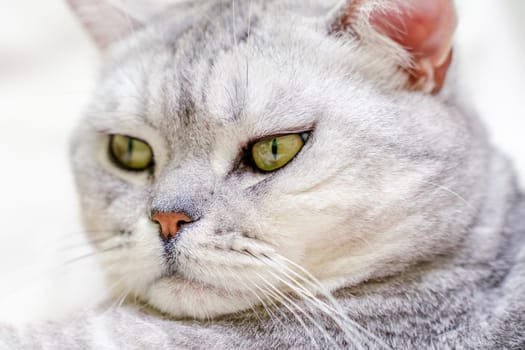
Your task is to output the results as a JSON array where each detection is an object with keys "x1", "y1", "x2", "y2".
[{"x1": 69, "y1": 0, "x2": 489, "y2": 319}]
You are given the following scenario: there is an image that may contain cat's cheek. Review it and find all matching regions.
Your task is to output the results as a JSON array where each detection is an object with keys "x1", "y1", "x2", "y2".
[{"x1": 97, "y1": 218, "x2": 165, "y2": 299}]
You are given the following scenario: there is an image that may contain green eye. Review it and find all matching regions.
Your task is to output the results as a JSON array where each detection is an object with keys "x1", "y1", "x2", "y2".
[
  {"x1": 109, "y1": 135, "x2": 154, "y2": 171},
  {"x1": 251, "y1": 133, "x2": 307, "y2": 172}
]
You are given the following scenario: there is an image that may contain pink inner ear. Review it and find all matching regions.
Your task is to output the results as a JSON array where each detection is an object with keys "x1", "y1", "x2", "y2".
[{"x1": 370, "y1": 0, "x2": 456, "y2": 93}]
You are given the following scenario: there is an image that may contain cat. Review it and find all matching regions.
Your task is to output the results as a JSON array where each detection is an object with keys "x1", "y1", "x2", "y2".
[{"x1": 1, "y1": 0, "x2": 524, "y2": 349}]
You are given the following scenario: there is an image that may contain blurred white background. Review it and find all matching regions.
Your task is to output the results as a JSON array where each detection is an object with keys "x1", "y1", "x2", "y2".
[{"x1": 0, "y1": 0, "x2": 523, "y2": 324}]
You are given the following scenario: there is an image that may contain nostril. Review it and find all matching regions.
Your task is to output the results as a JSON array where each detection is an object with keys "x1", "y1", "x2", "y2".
[
  {"x1": 151, "y1": 212, "x2": 194, "y2": 240},
  {"x1": 177, "y1": 218, "x2": 192, "y2": 227}
]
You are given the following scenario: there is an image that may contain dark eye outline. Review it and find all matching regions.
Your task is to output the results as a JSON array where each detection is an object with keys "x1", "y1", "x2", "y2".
[
  {"x1": 244, "y1": 132, "x2": 310, "y2": 173},
  {"x1": 108, "y1": 134, "x2": 155, "y2": 172}
]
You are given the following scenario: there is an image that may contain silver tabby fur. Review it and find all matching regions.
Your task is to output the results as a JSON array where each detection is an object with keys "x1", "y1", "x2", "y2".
[{"x1": 2, "y1": 0, "x2": 524, "y2": 349}]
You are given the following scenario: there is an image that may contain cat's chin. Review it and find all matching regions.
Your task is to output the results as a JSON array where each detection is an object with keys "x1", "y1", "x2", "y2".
[{"x1": 145, "y1": 277, "x2": 258, "y2": 320}]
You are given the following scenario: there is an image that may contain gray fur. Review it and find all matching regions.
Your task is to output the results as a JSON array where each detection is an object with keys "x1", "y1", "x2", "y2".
[{"x1": 2, "y1": 0, "x2": 524, "y2": 349}]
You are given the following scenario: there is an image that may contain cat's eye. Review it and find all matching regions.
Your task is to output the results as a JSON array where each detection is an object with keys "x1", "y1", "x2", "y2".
[
  {"x1": 109, "y1": 135, "x2": 154, "y2": 171},
  {"x1": 251, "y1": 133, "x2": 308, "y2": 172}
]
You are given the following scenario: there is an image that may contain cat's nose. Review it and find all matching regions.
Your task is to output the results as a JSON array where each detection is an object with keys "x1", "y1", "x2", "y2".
[{"x1": 151, "y1": 212, "x2": 193, "y2": 240}]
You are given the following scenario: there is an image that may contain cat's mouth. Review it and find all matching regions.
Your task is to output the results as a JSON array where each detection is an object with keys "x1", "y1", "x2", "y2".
[
  {"x1": 145, "y1": 271, "x2": 265, "y2": 319},
  {"x1": 143, "y1": 231, "x2": 289, "y2": 319}
]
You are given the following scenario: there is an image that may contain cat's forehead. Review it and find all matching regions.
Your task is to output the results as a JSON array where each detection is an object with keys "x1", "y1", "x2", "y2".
[
  {"x1": 97, "y1": 29, "x2": 281, "y2": 111},
  {"x1": 91, "y1": 1, "x2": 392, "y2": 143}
]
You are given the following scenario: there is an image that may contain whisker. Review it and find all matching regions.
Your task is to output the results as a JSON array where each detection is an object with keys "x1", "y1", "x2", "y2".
[
  {"x1": 254, "y1": 272, "x2": 328, "y2": 349},
  {"x1": 221, "y1": 267, "x2": 267, "y2": 323},
  {"x1": 248, "y1": 251, "x2": 387, "y2": 349},
  {"x1": 248, "y1": 280, "x2": 285, "y2": 327},
  {"x1": 59, "y1": 235, "x2": 115, "y2": 251},
  {"x1": 420, "y1": 179, "x2": 476, "y2": 212},
  {"x1": 264, "y1": 268, "x2": 362, "y2": 347},
  {"x1": 275, "y1": 255, "x2": 391, "y2": 349},
  {"x1": 62, "y1": 244, "x2": 124, "y2": 266},
  {"x1": 227, "y1": 267, "x2": 285, "y2": 327},
  {"x1": 53, "y1": 229, "x2": 115, "y2": 242},
  {"x1": 255, "y1": 256, "x2": 363, "y2": 349},
  {"x1": 105, "y1": 290, "x2": 128, "y2": 313}
]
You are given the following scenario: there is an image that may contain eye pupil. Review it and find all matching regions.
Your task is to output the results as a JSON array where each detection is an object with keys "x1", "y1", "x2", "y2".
[
  {"x1": 271, "y1": 139, "x2": 278, "y2": 160},
  {"x1": 127, "y1": 138, "x2": 134, "y2": 155}
]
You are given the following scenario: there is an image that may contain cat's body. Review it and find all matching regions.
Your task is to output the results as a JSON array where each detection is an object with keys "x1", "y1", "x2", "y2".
[{"x1": 2, "y1": 0, "x2": 524, "y2": 349}]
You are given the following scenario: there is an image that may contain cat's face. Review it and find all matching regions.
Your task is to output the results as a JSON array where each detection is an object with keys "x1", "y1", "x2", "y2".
[{"x1": 70, "y1": 0, "x2": 489, "y2": 319}]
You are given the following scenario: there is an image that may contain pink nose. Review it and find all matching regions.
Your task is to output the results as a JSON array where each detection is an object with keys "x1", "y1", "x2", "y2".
[{"x1": 152, "y1": 212, "x2": 193, "y2": 240}]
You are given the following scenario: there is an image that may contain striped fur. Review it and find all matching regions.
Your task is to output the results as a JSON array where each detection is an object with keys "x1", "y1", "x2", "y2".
[{"x1": 2, "y1": 1, "x2": 524, "y2": 349}]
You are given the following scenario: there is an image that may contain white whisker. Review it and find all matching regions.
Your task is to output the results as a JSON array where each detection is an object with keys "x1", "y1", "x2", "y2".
[
  {"x1": 275, "y1": 255, "x2": 392, "y2": 349},
  {"x1": 254, "y1": 272, "x2": 341, "y2": 349},
  {"x1": 420, "y1": 179, "x2": 476, "y2": 212}
]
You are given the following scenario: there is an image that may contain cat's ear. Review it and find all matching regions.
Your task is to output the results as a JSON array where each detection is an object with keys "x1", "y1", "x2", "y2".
[
  {"x1": 67, "y1": 0, "x2": 143, "y2": 50},
  {"x1": 330, "y1": 0, "x2": 456, "y2": 94}
]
